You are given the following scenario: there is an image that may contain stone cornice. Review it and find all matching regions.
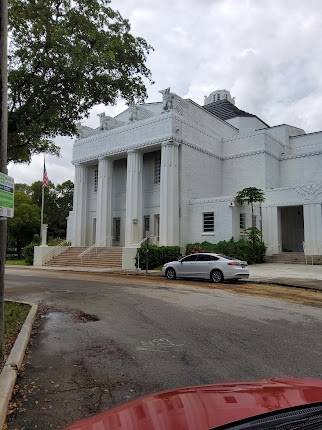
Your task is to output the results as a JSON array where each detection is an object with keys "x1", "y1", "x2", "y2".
[
  {"x1": 223, "y1": 149, "x2": 280, "y2": 161},
  {"x1": 281, "y1": 149, "x2": 322, "y2": 160},
  {"x1": 189, "y1": 196, "x2": 232, "y2": 205},
  {"x1": 72, "y1": 136, "x2": 175, "y2": 164}
]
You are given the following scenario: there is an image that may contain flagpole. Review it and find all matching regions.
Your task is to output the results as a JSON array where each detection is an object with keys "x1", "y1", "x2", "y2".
[
  {"x1": 40, "y1": 155, "x2": 45, "y2": 244},
  {"x1": 40, "y1": 183, "x2": 45, "y2": 243}
]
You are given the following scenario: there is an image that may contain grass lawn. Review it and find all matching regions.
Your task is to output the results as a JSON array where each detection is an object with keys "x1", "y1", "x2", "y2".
[
  {"x1": 3, "y1": 302, "x2": 30, "y2": 365},
  {"x1": 5, "y1": 259, "x2": 27, "y2": 266}
]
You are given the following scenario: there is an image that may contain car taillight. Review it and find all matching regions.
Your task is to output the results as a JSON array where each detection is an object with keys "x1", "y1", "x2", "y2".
[{"x1": 227, "y1": 261, "x2": 240, "y2": 266}]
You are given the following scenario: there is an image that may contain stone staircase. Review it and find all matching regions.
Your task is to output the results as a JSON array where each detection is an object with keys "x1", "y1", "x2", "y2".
[
  {"x1": 45, "y1": 247, "x2": 123, "y2": 268},
  {"x1": 265, "y1": 252, "x2": 322, "y2": 264}
]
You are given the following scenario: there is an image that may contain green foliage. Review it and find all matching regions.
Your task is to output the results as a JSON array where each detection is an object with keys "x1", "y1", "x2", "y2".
[
  {"x1": 8, "y1": 181, "x2": 72, "y2": 258},
  {"x1": 23, "y1": 236, "x2": 40, "y2": 265},
  {"x1": 5, "y1": 259, "x2": 27, "y2": 265},
  {"x1": 4, "y1": 302, "x2": 30, "y2": 361},
  {"x1": 186, "y1": 233, "x2": 266, "y2": 265},
  {"x1": 136, "y1": 245, "x2": 181, "y2": 270},
  {"x1": 236, "y1": 187, "x2": 265, "y2": 229},
  {"x1": 47, "y1": 238, "x2": 71, "y2": 246},
  {"x1": 7, "y1": 191, "x2": 40, "y2": 258},
  {"x1": 235, "y1": 187, "x2": 265, "y2": 206},
  {"x1": 8, "y1": 0, "x2": 153, "y2": 162}
]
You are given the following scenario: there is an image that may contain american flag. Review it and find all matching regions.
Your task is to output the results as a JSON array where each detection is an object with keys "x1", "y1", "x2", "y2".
[{"x1": 42, "y1": 158, "x2": 49, "y2": 188}]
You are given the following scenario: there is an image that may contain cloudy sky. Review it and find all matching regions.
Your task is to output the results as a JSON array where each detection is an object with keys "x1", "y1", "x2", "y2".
[{"x1": 8, "y1": 0, "x2": 322, "y2": 184}]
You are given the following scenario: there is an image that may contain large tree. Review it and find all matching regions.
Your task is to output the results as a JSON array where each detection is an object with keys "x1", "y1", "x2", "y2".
[
  {"x1": 10, "y1": 180, "x2": 74, "y2": 246},
  {"x1": 7, "y1": 191, "x2": 40, "y2": 258},
  {"x1": 8, "y1": 0, "x2": 153, "y2": 163}
]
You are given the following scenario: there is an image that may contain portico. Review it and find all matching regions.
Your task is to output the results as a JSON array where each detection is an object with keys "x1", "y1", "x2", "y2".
[{"x1": 70, "y1": 140, "x2": 180, "y2": 248}]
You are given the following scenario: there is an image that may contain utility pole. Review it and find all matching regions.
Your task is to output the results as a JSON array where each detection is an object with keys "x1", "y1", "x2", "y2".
[{"x1": 0, "y1": 0, "x2": 8, "y2": 363}]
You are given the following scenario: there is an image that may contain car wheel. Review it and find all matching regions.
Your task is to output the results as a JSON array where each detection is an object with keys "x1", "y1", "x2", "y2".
[
  {"x1": 210, "y1": 269, "x2": 224, "y2": 283},
  {"x1": 165, "y1": 267, "x2": 176, "y2": 280}
]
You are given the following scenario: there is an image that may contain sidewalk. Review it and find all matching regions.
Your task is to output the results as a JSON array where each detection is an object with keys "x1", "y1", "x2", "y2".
[{"x1": 249, "y1": 263, "x2": 322, "y2": 292}]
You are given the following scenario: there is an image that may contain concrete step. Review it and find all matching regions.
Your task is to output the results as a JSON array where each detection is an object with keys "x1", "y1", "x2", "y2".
[
  {"x1": 265, "y1": 253, "x2": 322, "y2": 264},
  {"x1": 45, "y1": 246, "x2": 124, "y2": 268}
]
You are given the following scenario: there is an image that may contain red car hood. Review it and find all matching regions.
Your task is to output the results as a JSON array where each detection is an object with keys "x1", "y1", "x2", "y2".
[{"x1": 66, "y1": 378, "x2": 322, "y2": 430}]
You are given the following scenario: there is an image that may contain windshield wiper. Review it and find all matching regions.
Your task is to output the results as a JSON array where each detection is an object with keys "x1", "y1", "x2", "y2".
[{"x1": 212, "y1": 403, "x2": 322, "y2": 430}]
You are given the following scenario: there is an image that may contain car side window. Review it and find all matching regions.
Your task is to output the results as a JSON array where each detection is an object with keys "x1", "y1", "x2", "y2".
[
  {"x1": 181, "y1": 255, "x2": 198, "y2": 263},
  {"x1": 196, "y1": 254, "x2": 219, "y2": 262}
]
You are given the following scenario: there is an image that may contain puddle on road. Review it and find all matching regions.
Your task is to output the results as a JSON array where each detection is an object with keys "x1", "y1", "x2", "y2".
[
  {"x1": 42, "y1": 309, "x2": 99, "y2": 331},
  {"x1": 43, "y1": 311, "x2": 72, "y2": 330}
]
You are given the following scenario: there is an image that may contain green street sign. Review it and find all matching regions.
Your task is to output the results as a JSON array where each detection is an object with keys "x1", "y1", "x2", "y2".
[{"x1": 0, "y1": 172, "x2": 14, "y2": 218}]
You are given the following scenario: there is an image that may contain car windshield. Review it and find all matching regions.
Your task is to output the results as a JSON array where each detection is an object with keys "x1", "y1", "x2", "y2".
[{"x1": 212, "y1": 403, "x2": 322, "y2": 429}]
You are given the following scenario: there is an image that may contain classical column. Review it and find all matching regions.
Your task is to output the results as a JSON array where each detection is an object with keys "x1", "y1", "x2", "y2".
[
  {"x1": 125, "y1": 150, "x2": 143, "y2": 246},
  {"x1": 96, "y1": 157, "x2": 113, "y2": 247},
  {"x1": 262, "y1": 206, "x2": 281, "y2": 255},
  {"x1": 303, "y1": 203, "x2": 322, "y2": 255},
  {"x1": 159, "y1": 142, "x2": 180, "y2": 245},
  {"x1": 73, "y1": 164, "x2": 88, "y2": 246}
]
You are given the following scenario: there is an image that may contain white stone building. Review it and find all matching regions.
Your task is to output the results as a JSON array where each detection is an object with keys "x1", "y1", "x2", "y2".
[{"x1": 65, "y1": 88, "x2": 322, "y2": 263}]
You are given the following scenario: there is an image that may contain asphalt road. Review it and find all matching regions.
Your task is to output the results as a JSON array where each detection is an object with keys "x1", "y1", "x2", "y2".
[{"x1": 5, "y1": 268, "x2": 322, "y2": 429}]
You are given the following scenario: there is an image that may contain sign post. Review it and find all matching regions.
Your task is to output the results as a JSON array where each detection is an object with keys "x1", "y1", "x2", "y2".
[{"x1": 0, "y1": 0, "x2": 8, "y2": 364}]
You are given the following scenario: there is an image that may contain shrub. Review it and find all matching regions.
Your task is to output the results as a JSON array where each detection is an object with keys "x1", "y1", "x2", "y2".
[
  {"x1": 186, "y1": 231, "x2": 266, "y2": 264},
  {"x1": 136, "y1": 245, "x2": 181, "y2": 270},
  {"x1": 23, "y1": 235, "x2": 40, "y2": 265},
  {"x1": 23, "y1": 242, "x2": 36, "y2": 265},
  {"x1": 48, "y1": 238, "x2": 71, "y2": 246}
]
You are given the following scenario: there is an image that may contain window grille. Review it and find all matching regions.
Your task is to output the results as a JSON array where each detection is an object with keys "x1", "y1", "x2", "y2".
[
  {"x1": 240, "y1": 213, "x2": 246, "y2": 230},
  {"x1": 94, "y1": 168, "x2": 98, "y2": 192},
  {"x1": 154, "y1": 152, "x2": 161, "y2": 184},
  {"x1": 203, "y1": 212, "x2": 214, "y2": 233}
]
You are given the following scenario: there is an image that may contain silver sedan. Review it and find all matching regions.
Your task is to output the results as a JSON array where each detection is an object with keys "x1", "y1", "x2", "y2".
[{"x1": 162, "y1": 252, "x2": 249, "y2": 283}]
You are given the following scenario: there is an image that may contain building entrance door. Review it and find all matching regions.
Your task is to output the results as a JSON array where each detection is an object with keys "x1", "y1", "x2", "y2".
[
  {"x1": 280, "y1": 206, "x2": 304, "y2": 252},
  {"x1": 112, "y1": 217, "x2": 121, "y2": 246}
]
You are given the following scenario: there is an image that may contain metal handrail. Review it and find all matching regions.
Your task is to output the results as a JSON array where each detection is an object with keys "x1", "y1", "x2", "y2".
[
  {"x1": 303, "y1": 242, "x2": 314, "y2": 265},
  {"x1": 79, "y1": 244, "x2": 97, "y2": 264}
]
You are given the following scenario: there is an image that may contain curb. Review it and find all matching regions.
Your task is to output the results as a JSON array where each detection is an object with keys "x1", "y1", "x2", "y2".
[
  {"x1": 0, "y1": 303, "x2": 38, "y2": 429},
  {"x1": 247, "y1": 279, "x2": 322, "y2": 293}
]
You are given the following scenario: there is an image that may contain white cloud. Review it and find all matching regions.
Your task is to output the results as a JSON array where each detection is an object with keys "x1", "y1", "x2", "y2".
[{"x1": 9, "y1": 0, "x2": 322, "y2": 184}]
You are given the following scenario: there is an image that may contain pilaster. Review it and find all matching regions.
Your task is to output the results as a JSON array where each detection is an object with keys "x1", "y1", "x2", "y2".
[
  {"x1": 125, "y1": 150, "x2": 143, "y2": 246},
  {"x1": 261, "y1": 206, "x2": 281, "y2": 255},
  {"x1": 73, "y1": 164, "x2": 88, "y2": 246},
  {"x1": 159, "y1": 142, "x2": 180, "y2": 245},
  {"x1": 96, "y1": 157, "x2": 113, "y2": 246},
  {"x1": 303, "y1": 203, "x2": 322, "y2": 254}
]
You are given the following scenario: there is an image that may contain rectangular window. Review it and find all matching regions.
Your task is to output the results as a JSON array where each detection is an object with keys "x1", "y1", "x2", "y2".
[
  {"x1": 203, "y1": 212, "x2": 214, "y2": 233},
  {"x1": 252, "y1": 214, "x2": 257, "y2": 228},
  {"x1": 240, "y1": 213, "x2": 246, "y2": 230},
  {"x1": 94, "y1": 167, "x2": 98, "y2": 192},
  {"x1": 144, "y1": 215, "x2": 150, "y2": 237},
  {"x1": 154, "y1": 152, "x2": 161, "y2": 184}
]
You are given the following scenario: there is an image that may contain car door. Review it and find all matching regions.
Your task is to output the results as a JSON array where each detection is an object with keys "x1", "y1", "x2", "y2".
[
  {"x1": 195, "y1": 254, "x2": 219, "y2": 278},
  {"x1": 177, "y1": 254, "x2": 198, "y2": 277}
]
